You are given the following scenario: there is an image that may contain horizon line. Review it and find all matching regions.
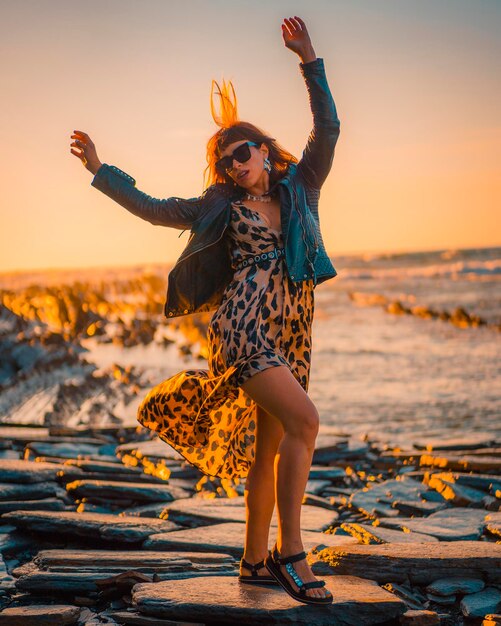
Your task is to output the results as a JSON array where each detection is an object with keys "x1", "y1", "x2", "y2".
[{"x1": 1, "y1": 243, "x2": 500, "y2": 277}]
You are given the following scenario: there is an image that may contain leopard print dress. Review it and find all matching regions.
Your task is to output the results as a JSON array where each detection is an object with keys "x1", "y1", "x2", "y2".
[{"x1": 137, "y1": 199, "x2": 315, "y2": 480}]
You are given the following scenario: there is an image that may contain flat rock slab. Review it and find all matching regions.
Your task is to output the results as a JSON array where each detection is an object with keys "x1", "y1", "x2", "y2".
[
  {"x1": 0, "y1": 426, "x2": 51, "y2": 443},
  {"x1": 426, "y1": 473, "x2": 492, "y2": 506},
  {"x1": 349, "y1": 477, "x2": 446, "y2": 519},
  {"x1": 419, "y1": 453, "x2": 501, "y2": 473},
  {"x1": 161, "y1": 496, "x2": 338, "y2": 531},
  {"x1": 377, "y1": 507, "x2": 488, "y2": 541},
  {"x1": 0, "y1": 497, "x2": 68, "y2": 514},
  {"x1": 313, "y1": 440, "x2": 370, "y2": 465},
  {"x1": 316, "y1": 540, "x2": 501, "y2": 585},
  {"x1": 25, "y1": 442, "x2": 106, "y2": 459},
  {"x1": 32, "y1": 548, "x2": 233, "y2": 568},
  {"x1": 341, "y1": 523, "x2": 439, "y2": 544},
  {"x1": 0, "y1": 459, "x2": 62, "y2": 483},
  {"x1": 116, "y1": 440, "x2": 186, "y2": 463},
  {"x1": 132, "y1": 574, "x2": 406, "y2": 625},
  {"x1": 2, "y1": 510, "x2": 180, "y2": 543},
  {"x1": 63, "y1": 459, "x2": 146, "y2": 474},
  {"x1": 15, "y1": 551, "x2": 236, "y2": 591},
  {"x1": 0, "y1": 481, "x2": 65, "y2": 501},
  {"x1": 460, "y1": 588, "x2": 501, "y2": 618},
  {"x1": 0, "y1": 605, "x2": 81, "y2": 625},
  {"x1": 399, "y1": 609, "x2": 440, "y2": 625},
  {"x1": 413, "y1": 435, "x2": 499, "y2": 451},
  {"x1": 426, "y1": 577, "x2": 485, "y2": 596},
  {"x1": 308, "y1": 466, "x2": 347, "y2": 481},
  {"x1": 15, "y1": 571, "x2": 133, "y2": 592},
  {"x1": 65, "y1": 479, "x2": 191, "y2": 502},
  {"x1": 143, "y1": 521, "x2": 358, "y2": 557},
  {"x1": 106, "y1": 611, "x2": 205, "y2": 625}
]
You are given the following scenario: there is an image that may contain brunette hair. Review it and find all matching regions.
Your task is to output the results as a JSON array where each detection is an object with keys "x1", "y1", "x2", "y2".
[{"x1": 203, "y1": 79, "x2": 297, "y2": 190}]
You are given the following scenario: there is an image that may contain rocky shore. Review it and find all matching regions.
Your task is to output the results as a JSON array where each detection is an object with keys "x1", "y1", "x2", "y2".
[
  {"x1": 0, "y1": 425, "x2": 498, "y2": 625},
  {"x1": 0, "y1": 264, "x2": 500, "y2": 624}
]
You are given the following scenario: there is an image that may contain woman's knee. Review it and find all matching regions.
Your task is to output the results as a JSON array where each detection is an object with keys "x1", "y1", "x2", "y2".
[{"x1": 285, "y1": 405, "x2": 320, "y2": 442}]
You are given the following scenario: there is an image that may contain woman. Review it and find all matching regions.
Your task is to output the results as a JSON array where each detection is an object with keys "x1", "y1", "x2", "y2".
[{"x1": 70, "y1": 16, "x2": 340, "y2": 606}]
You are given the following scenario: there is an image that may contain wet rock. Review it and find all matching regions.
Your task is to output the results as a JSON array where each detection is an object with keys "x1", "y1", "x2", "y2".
[
  {"x1": 24, "y1": 442, "x2": 109, "y2": 460},
  {"x1": 419, "y1": 453, "x2": 501, "y2": 473},
  {"x1": 377, "y1": 507, "x2": 488, "y2": 541},
  {"x1": 160, "y1": 495, "x2": 338, "y2": 531},
  {"x1": 132, "y1": 574, "x2": 406, "y2": 625},
  {"x1": 14, "y1": 571, "x2": 117, "y2": 593},
  {"x1": 63, "y1": 459, "x2": 149, "y2": 475},
  {"x1": 105, "y1": 611, "x2": 204, "y2": 625},
  {"x1": 381, "y1": 582, "x2": 427, "y2": 610},
  {"x1": 0, "y1": 497, "x2": 69, "y2": 514},
  {"x1": 398, "y1": 609, "x2": 440, "y2": 625},
  {"x1": 426, "y1": 576, "x2": 485, "y2": 596},
  {"x1": 304, "y1": 479, "x2": 332, "y2": 495},
  {"x1": 389, "y1": 500, "x2": 447, "y2": 517},
  {"x1": 316, "y1": 540, "x2": 501, "y2": 584},
  {"x1": 116, "y1": 440, "x2": 186, "y2": 464},
  {"x1": 460, "y1": 587, "x2": 501, "y2": 618},
  {"x1": 31, "y1": 548, "x2": 234, "y2": 573},
  {"x1": 424, "y1": 470, "x2": 501, "y2": 497},
  {"x1": 0, "y1": 482, "x2": 66, "y2": 501},
  {"x1": 312, "y1": 439, "x2": 370, "y2": 465},
  {"x1": 65, "y1": 480, "x2": 191, "y2": 503},
  {"x1": 340, "y1": 522, "x2": 438, "y2": 544},
  {"x1": 0, "y1": 605, "x2": 81, "y2": 625},
  {"x1": 486, "y1": 522, "x2": 501, "y2": 539},
  {"x1": 0, "y1": 459, "x2": 62, "y2": 482},
  {"x1": 349, "y1": 477, "x2": 445, "y2": 519},
  {"x1": 57, "y1": 470, "x2": 174, "y2": 485},
  {"x1": 2, "y1": 510, "x2": 180, "y2": 543},
  {"x1": 308, "y1": 466, "x2": 347, "y2": 481},
  {"x1": 426, "y1": 473, "x2": 492, "y2": 506},
  {"x1": 413, "y1": 436, "x2": 499, "y2": 452},
  {"x1": 143, "y1": 521, "x2": 358, "y2": 557},
  {"x1": 302, "y1": 493, "x2": 337, "y2": 510},
  {"x1": 425, "y1": 591, "x2": 456, "y2": 605}
]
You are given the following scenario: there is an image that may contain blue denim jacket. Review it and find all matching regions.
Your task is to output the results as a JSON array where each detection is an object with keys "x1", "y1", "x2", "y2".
[{"x1": 91, "y1": 57, "x2": 341, "y2": 319}]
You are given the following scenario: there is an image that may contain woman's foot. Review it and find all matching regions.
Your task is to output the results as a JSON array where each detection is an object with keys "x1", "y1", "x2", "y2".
[{"x1": 275, "y1": 545, "x2": 332, "y2": 600}]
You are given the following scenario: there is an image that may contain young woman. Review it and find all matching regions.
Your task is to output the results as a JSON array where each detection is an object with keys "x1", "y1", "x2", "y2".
[{"x1": 70, "y1": 16, "x2": 340, "y2": 606}]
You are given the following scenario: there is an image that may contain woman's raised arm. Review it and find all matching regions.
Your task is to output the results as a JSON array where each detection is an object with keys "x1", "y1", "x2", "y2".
[
  {"x1": 70, "y1": 130, "x2": 204, "y2": 230},
  {"x1": 282, "y1": 17, "x2": 341, "y2": 189}
]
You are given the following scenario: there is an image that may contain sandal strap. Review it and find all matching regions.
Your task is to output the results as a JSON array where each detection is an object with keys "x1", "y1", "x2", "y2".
[
  {"x1": 241, "y1": 557, "x2": 265, "y2": 574},
  {"x1": 276, "y1": 550, "x2": 307, "y2": 565},
  {"x1": 301, "y1": 580, "x2": 326, "y2": 590}
]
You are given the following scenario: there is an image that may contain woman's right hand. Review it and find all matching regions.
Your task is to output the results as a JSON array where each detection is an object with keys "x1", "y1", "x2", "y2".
[{"x1": 70, "y1": 130, "x2": 102, "y2": 175}]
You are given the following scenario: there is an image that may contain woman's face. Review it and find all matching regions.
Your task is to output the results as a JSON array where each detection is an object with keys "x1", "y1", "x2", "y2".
[{"x1": 219, "y1": 140, "x2": 269, "y2": 188}]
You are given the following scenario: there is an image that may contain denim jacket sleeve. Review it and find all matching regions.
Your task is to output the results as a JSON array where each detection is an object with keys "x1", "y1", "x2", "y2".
[
  {"x1": 297, "y1": 58, "x2": 341, "y2": 190},
  {"x1": 91, "y1": 163, "x2": 204, "y2": 230}
]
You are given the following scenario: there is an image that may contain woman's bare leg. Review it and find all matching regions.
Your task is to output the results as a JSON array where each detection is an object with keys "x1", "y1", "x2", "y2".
[
  {"x1": 240, "y1": 404, "x2": 284, "y2": 577},
  {"x1": 240, "y1": 365, "x2": 332, "y2": 600}
]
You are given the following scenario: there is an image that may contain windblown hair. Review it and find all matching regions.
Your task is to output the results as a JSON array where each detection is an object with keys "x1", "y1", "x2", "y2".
[{"x1": 203, "y1": 78, "x2": 298, "y2": 191}]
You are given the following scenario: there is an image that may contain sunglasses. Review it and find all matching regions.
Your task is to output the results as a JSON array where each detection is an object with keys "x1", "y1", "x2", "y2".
[{"x1": 215, "y1": 141, "x2": 260, "y2": 175}]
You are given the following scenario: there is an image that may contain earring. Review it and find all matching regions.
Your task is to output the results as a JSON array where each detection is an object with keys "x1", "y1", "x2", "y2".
[{"x1": 263, "y1": 157, "x2": 272, "y2": 173}]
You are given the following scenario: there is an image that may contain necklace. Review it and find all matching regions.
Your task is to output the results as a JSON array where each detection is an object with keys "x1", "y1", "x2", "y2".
[{"x1": 245, "y1": 192, "x2": 272, "y2": 203}]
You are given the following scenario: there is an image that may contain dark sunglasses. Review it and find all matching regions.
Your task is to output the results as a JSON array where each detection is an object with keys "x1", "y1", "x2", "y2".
[{"x1": 215, "y1": 141, "x2": 260, "y2": 174}]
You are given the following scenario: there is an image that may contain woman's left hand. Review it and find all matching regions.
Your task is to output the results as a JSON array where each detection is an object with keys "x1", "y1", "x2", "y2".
[{"x1": 281, "y1": 16, "x2": 315, "y2": 60}]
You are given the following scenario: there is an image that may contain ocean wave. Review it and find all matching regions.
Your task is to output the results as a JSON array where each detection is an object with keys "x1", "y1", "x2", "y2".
[{"x1": 340, "y1": 259, "x2": 501, "y2": 281}]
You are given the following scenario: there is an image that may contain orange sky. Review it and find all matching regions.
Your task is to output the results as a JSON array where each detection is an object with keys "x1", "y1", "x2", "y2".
[{"x1": 1, "y1": 0, "x2": 500, "y2": 272}]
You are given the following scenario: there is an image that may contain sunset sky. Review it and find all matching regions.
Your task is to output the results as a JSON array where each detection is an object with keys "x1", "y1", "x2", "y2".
[{"x1": 1, "y1": 0, "x2": 499, "y2": 272}]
